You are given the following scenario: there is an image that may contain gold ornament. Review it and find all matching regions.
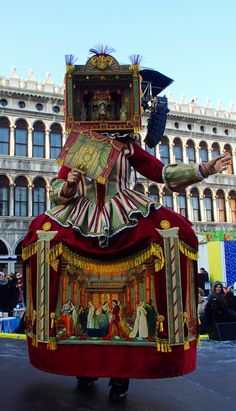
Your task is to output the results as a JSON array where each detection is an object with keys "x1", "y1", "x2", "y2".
[
  {"x1": 43, "y1": 222, "x2": 52, "y2": 231},
  {"x1": 160, "y1": 220, "x2": 170, "y2": 229}
]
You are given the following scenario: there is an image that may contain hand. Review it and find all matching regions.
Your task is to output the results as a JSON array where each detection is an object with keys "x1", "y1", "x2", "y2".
[
  {"x1": 61, "y1": 168, "x2": 81, "y2": 197},
  {"x1": 200, "y1": 154, "x2": 231, "y2": 178},
  {"x1": 67, "y1": 168, "x2": 81, "y2": 187}
]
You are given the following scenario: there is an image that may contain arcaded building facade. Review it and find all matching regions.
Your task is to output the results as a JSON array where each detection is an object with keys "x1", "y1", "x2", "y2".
[{"x1": 0, "y1": 68, "x2": 236, "y2": 273}]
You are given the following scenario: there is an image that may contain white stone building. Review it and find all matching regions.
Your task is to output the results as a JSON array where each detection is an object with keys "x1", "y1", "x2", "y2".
[{"x1": 1, "y1": 68, "x2": 236, "y2": 274}]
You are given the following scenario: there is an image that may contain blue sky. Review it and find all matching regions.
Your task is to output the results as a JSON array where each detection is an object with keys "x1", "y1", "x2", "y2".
[{"x1": 1, "y1": 0, "x2": 236, "y2": 109}]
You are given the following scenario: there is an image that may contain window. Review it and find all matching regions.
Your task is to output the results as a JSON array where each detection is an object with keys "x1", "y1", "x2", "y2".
[
  {"x1": 211, "y1": 143, "x2": 220, "y2": 159},
  {"x1": 199, "y1": 141, "x2": 208, "y2": 163},
  {"x1": 177, "y1": 190, "x2": 187, "y2": 217},
  {"x1": 159, "y1": 136, "x2": 170, "y2": 165},
  {"x1": 0, "y1": 117, "x2": 10, "y2": 155},
  {"x1": 174, "y1": 122, "x2": 179, "y2": 129},
  {"x1": 0, "y1": 99, "x2": 8, "y2": 107},
  {"x1": 186, "y1": 140, "x2": 196, "y2": 164},
  {"x1": 50, "y1": 124, "x2": 62, "y2": 159},
  {"x1": 36, "y1": 103, "x2": 43, "y2": 111},
  {"x1": 173, "y1": 138, "x2": 183, "y2": 163},
  {"x1": 200, "y1": 126, "x2": 205, "y2": 132},
  {"x1": 224, "y1": 145, "x2": 233, "y2": 174},
  {"x1": 0, "y1": 175, "x2": 9, "y2": 216},
  {"x1": 187, "y1": 124, "x2": 192, "y2": 131},
  {"x1": 133, "y1": 183, "x2": 145, "y2": 194},
  {"x1": 14, "y1": 176, "x2": 28, "y2": 216},
  {"x1": 190, "y1": 188, "x2": 200, "y2": 221},
  {"x1": 145, "y1": 145, "x2": 155, "y2": 156},
  {"x1": 33, "y1": 178, "x2": 46, "y2": 216},
  {"x1": 216, "y1": 190, "x2": 226, "y2": 222},
  {"x1": 224, "y1": 129, "x2": 229, "y2": 136},
  {"x1": 148, "y1": 185, "x2": 159, "y2": 202},
  {"x1": 18, "y1": 101, "x2": 26, "y2": 109},
  {"x1": 15, "y1": 119, "x2": 28, "y2": 157},
  {"x1": 203, "y1": 189, "x2": 213, "y2": 222},
  {"x1": 162, "y1": 188, "x2": 173, "y2": 209},
  {"x1": 33, "y1": 121, "x2": 45, "y2": 158},
  {"x1": 213, "y1": 127, "x2": 217, "y2": 134},
  {"x1": 229, "y1": 191, "x2": 236, "y2": 223},
  {"x1": 52, "y1": 105, "x2": 60, "y2": 113}
]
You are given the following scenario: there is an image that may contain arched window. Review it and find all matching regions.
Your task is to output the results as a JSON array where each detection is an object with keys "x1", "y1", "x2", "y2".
[
  {"x1": 133, "y1": 183, "x2": 145, "y2": 194},
  {"x1": 145, "y1": 144, "x2": 155, "y2": 156},
  {"x1": 0, "y1": 175, "x2": 10, "y2": 216},
  {"x1": 190, "y1": 188, "x2": 200, "y2": 221},
  {"x1": 162, "y1": 187, "x2": 173, "y2": 210},
  {"x1": 229, "y1": 191, "x2": 236, "y2": 223},
  {"x1": 177, "y1": 190, "x2": 187, "y2": 217},
  {"x1": 14, "y1": 176, "x2": 28, "y2": 216},
  {"x1": 211, "y1": 142, "x2": 220, "y2": 159},
  {"x1": 186, "y1": 140, "x2": 196, "y2": 164},
  {"x1": 173, "y1": 138, "x2": 183, "y2": 163},
  {"x1": 224, "y1": 144, "x2": 233, "y2": 174},
  {"x1": 148, "y1": 185, "x2": 159, "y2": 202},
  {"x1": 216, "y1": 190, "x2": 226, "y2": 222},
  {"x1": 15, "y1": 240, "x2": 23, "y2": 273},
  {"x1": 0, "y1": 240, "x2": 8, "y2": 272},
  {"x1": 0, "y1": 117, "x2": 10, "y2": 155},
  {"x1": 15, "y1": 119, "x2": 28, "y2": 156},
  {"x1": 50, "y1": 124, "x2": 62, "y2": 159},
  {"x1": 159, "y1": 136, "x2": 170, "y2": 165},
  {"x1": 203, "y1": 189, "x2": 214, "y2": 222},
  {"x1": 33, "y1": 121, "x2": 45, "y2": 158},
  {"x1": 33, "y1": 177, "x2": 46, "y2": 216},
  {"x1": 199, "y1": 141, "x2": 208, "y2": 163}
]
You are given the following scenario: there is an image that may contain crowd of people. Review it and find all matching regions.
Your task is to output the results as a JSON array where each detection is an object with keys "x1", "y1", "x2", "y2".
[
  {"x1": 0, "y1": 271, "x2": 24, "y2": 316},
  {"x1": 198, "y1": 280, "x2": 236, "y2": 334}
]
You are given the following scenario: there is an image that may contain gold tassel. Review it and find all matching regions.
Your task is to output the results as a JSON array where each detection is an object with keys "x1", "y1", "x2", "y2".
[
  {"x1": 198, "y1": 315, "x2": 201, "y2": 325},
  {"x1": 197, "y1": 336, "x2": 201, "y2": 347},
  {"x1": 47, "y1": 312, "x2": 57, "y2": 351},
  {"x1": 184, "y1": 338, "x2": 190, "y2": 350},
  {"x1": 32, "y1": 310, "x2": 38, "y2": 348},
  {"x1": 158, "y1": 315, "x2": 165, "y2": 332}
]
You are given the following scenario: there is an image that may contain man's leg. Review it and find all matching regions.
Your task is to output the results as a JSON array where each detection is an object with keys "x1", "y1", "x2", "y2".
[{"x1": 108, "y1": 378, "x2": 129, "y2": 401}]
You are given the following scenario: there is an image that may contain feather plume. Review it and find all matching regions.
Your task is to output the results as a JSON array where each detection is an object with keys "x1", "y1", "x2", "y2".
[
  {"x1": 65, "y1": 54, "x2": 77, "y2": 65},
  {"x1": 129, "y1": 54, "x2": 143, "y2": 65},
  {"x1": 89, "y1": 45, "x2": 115, "y2": 56}
]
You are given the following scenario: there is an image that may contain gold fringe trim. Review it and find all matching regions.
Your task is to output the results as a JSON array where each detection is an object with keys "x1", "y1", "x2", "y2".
[
  {"x1": 47, "y1": 337, "x2": 58, "y2": 351},
  {"x1": 179, "y1": 241, "x2": 198, "y2": 261},
  {"x1": 156, "y1": 338, "x2": 172, "y2": 353},
  {"x1": 197, "y1": 336, "x2": 201, "y2": 347},
  {"x1": 48, "y1": 242, "x2": 164, "y2": 275},
  {"x1": 22, "y1": 242, "x2": 38, "y2": 261}
]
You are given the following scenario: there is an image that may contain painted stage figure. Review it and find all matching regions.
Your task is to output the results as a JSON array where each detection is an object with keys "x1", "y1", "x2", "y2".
[{"x1": 22, "y1": 47, "x2": 230, "y2": 401}]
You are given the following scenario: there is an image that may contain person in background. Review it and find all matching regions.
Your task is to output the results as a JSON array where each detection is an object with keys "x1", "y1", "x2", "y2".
[
  {"x1": 204, "y1": 281, "x2": 236, "y2": 327},
  {"x1": 198, "y1": 268, "x2": 209, "y2": 296}
]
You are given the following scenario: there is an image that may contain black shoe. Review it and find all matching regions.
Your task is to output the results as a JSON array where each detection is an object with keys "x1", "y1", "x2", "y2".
[
  {"x1": 76, "y1": 377, "x2": 98, "y2": 389},
  {"x1": 109, "y1": 378, "x2": 129, "y2": 401}
]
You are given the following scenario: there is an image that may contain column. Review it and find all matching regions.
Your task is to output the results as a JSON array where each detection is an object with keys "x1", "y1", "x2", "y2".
[
  {"x1": 186, "y1": 191, "x2": 191, "y2": 220},
  {"x1": 28, "y1": 127, "x2": 33, "y2": 157},
  {"x1": 169, "y1": 142, "x2": 174, "y2": 163},
  {"x1": 9, "y1": 125, "x2": 15, "y2": 156},
  {"x1": 46, "y1": 186, "x2": 51, "y2": 210},
  {"x1": 199, "y1": 194, "x2": 205, "y2": 222},
  {"x1": 225, "y1": 192, "x2": 230, "y2": 222},
  {"x1": 183, "y1": 144, "x2": 188, "y2": 163},
  {"x1": 45, "y1": 129, "x2": 50, "y2": 159},
  {"x1": 9, "y1": 184, "x2": 14, "y2": 216},
  {"x1": 28, "y1": 184, "x2": 33, "y2": 217},
  {"x1": 212, "y1": 193, "x2": 218, "y2": 222},
  {"x1": 173, "y1": 192, "x2": 178, "y2": 213}
]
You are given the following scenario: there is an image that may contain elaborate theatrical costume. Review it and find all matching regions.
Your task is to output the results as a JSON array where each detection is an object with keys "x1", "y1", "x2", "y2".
[{"x1": 22, "y1": 48, "x2": 230, "y2": 394}]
